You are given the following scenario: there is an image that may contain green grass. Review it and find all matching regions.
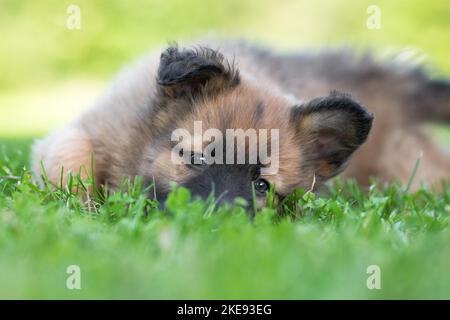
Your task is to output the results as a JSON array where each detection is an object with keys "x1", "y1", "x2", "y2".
[
  {"x1": 1, "y1": 140, "x2": 449, "y2": 299},
  {"x1": 1, "y1": 0, "x2": 450, "y2": 299}
]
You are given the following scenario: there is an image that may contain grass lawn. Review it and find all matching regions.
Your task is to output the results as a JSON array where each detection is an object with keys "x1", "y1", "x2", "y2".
[
  {"x1": 1, "y1": 0, "x2": 450, "y2": 299},
  {"x1": 0, "y1": 139, "x2": 449, "y2": 299}
]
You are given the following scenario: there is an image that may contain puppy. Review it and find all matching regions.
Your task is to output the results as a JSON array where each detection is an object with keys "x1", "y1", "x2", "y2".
[{"x1": 32, "y1": 40, "x2": 450, "y2": 205}]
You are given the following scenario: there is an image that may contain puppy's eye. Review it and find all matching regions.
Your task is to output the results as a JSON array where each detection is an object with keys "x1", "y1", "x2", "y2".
[
  {"x1": 190, "y1": 152, "x2": 206, "y2": 165},
  {"x1": 254, "y1": 178, "x2": 270, "y2": 194}
]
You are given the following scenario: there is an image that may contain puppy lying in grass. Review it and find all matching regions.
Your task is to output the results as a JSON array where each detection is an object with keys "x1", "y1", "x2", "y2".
[{"x1": 32, "y1": 40, "x2": 450, "y2": 206}]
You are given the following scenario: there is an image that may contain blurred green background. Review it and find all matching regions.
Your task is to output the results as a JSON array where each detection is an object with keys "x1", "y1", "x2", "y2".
[
  {"x1": 1, "y1": 0, "x2": 450, "y2": 300},
  {"x1": 0, "y1": 0, "x2": 450, "y2": 138}
]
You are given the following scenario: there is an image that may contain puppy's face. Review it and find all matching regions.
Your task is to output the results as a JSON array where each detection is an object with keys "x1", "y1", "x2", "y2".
[{"x1": 139, "y1": 46, "x2": 373, "y2": 206}]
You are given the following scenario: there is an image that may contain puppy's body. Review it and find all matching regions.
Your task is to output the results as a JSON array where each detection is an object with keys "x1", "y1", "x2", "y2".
[{"x1": 33, "y1": 40, "x2": 450, "y2": 204}]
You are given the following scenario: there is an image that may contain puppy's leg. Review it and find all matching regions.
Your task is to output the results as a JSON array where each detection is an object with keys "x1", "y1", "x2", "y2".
[
  {"x1": 376, "y1": 127, "x2": 450, "y2": 190},
  {"x1": 32, "y1": 126, "x2": 95, "y2": 189}
]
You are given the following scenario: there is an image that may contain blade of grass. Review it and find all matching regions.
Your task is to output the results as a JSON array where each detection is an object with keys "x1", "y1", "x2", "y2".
[{"x1": 405, "y1": 152, "x2": 422, "y2": 193}]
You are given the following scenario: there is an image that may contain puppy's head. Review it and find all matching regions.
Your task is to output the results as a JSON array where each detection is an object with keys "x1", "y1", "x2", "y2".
[{"x1": 139, "y1": 46, "x2": 373, "y2": 207}]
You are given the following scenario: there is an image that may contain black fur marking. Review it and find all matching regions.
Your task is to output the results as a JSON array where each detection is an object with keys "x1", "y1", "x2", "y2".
[
  {"x1": 290, "y1": 91, "x2": 374, "y2": 180},
  {"x1": 156, "y1": 45, "x2": 240, "y2": 99},
  {"x1": 290, "y1": 91, "x2": 373, "y2": 145},
  {"x1": 254, "y1": 101, "x2": 265, "y2": 121}
]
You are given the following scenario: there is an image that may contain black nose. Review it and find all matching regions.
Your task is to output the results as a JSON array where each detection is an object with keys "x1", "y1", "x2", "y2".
[{"x1": 178, "y1": 164, "x2": 258, "y2": 206}]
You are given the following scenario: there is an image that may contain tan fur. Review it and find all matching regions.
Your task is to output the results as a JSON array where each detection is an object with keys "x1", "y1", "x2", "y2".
[
  {"x1": 33, "y1": 127, "x2": 93, "y2": 188},
  {"x1": 337, "y1": 82, "x2": 450, "y2": 189},
  {"x1": 32, "y1": 40, "x2": 450, "y2": 203},
  {"x1": 137, "y1": 79, "x2": 305, "y2": 197},
  {"x1": 172, "y1": 82, "x2": 306, "y2": 196}
]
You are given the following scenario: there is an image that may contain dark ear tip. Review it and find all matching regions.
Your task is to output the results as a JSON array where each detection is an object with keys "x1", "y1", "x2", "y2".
[
  {"x1": 156, "y1": 44, "x2": 240, "y2": 97},
  {"x1": 293, "y1": 91, "x2": 374, "y2": 144},
  {"x1": 329, "y1": 90, "x2": 374, "y2": 122},
  {"x1": 356, "y1": 111, "x2": 374, "y2": 144},
  {"x1": 159, "y1": 45, "x2": 181, "y2": 65},
  {"x1": 349, "y1": 103, "x2": 374, "y2": 145},
  {"x1": 303, "y1": 90, "x2": 373, "y2": 121},
  {"x1": 329, "y1": 90, "x2": 369, "y2": 114},
  {"x1": 337, "y1": 95, "x2": 374, "y2": 143},
  {"x1": 161, "y1": 45, "x2": 178, "y2": 55}
]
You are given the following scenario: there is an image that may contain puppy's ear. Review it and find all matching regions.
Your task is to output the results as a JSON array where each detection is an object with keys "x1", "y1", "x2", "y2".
[
  {"x1": 290, "y1": 91, "x2": 373, "y2": 181},
  {"x1": 156, "y1": 46, "x2": 240, "y2": 99}
]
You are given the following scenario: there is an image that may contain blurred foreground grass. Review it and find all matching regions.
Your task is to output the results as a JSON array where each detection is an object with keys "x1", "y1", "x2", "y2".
[{"x1": 0, "y1": 140, "x2": 449, "y2": 299}]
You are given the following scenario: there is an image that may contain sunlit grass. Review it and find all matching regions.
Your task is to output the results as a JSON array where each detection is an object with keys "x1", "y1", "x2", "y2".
[{"x1": 0, "y1": 140, "x2": 449, "y2": 299}]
